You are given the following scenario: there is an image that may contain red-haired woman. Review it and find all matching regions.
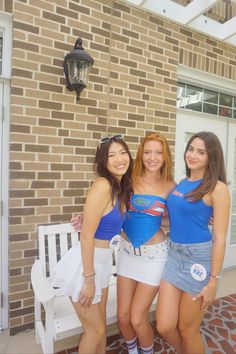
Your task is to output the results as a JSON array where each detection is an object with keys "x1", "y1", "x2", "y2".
[{"x1": 117, "y1": 133, "x2": 175, "y2": 354}]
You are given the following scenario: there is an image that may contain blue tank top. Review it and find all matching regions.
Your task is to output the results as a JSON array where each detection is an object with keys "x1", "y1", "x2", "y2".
[
  {"x1": 122, "y1": 194, "x2": 166, "y2": 248},
  {"x1": 167, "y1": 178, "x2": 213, "y2": 244},
  {"x1": 94, "y1": 200, "x2": 125, "y2": 241}
]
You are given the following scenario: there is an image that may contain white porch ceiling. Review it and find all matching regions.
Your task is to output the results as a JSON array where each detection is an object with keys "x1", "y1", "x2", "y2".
[{"x1": 121, "y1": 0, "x2": 236, "y2": 47}]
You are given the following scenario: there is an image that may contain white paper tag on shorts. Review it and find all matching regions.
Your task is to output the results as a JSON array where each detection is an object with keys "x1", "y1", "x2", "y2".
[
  {"x1": 190, "y1": 263, "x2": 207, "y2": 281},
  {"x1": 109, "y1": 234, "x2": 120, "y2": 250}
]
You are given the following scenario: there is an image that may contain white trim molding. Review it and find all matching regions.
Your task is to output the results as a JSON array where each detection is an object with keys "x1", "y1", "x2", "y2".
[
  {"x1": 122, "y1": 0, "x2": 236, "y2": 47},
  {"x1": 178, "y1": 65, "x2": 236, "y2": 96},
  {"x1": 0, "y1": 10, "x2": 12, "y2": 330}
]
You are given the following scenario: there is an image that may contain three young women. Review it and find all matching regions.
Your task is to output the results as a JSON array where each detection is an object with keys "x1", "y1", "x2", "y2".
[
  {"x1": 156, "y1": 131, "x2": 230, "y2": 354},
  {"x1": 52, "y1": 135, "x2": 133, "y2": 354}
]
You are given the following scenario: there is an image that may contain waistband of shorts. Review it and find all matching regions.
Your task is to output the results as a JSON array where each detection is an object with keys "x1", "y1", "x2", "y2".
[
  {"x1": 169, "y1": 239, "x2": 212, "y2": 251},
  {"x1": 93, "y1": 245, "x2": 113, "y2": 254},
  {"x1": 120, "y1": 237, "x2": 168, "y2": 256}
]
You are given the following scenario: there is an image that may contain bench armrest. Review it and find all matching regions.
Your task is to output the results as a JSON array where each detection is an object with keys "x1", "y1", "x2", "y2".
[{"x1": 31, "y1": 260, "x2": 55, "y2": 303}]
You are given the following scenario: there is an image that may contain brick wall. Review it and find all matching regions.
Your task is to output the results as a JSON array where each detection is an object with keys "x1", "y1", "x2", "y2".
[
  {"x1": 0, "y1": 0, "x2": 12, "y2": 12},
  {"x1": 4, "y1": 0, "x2": 236, "y2": 333}
]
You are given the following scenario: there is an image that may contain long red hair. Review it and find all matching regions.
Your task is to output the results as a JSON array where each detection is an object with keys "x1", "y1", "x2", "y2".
[{"x1": 132, "y1": 132, "x2": 173, "y2": 182}]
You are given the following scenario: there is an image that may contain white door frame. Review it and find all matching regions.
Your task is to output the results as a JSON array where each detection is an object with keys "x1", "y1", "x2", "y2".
[
  {"x1": 0, "y1": 11, "x2": 12, "y2": 331},
  {"x1": 225, "y1": 122, "x2": 236, "y2": 268},
  {"x1": 0, "y1": 79, "x2": 10, "y2": 331}
]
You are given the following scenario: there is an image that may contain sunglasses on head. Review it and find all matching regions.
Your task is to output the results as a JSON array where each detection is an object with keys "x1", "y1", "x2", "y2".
[{"x1": 100, "y1": 134, "x2": 124, "y2": 144}]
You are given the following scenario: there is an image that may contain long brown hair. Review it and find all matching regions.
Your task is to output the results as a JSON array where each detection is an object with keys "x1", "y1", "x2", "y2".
[
  {"x1": 184, "y1": 131, "x2": 226, "y2": 201},
  {"x1": 132, "y1": 132, "x2": 173, "y2": 182},
  {"x1": 94, "y1": 138, "x2": 133, "y2": 211}
]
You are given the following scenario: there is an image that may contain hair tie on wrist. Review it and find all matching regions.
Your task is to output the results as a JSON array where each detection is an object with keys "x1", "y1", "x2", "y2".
[{"x1": 210, "y1": 273, "x2": 221, "y2": 279}]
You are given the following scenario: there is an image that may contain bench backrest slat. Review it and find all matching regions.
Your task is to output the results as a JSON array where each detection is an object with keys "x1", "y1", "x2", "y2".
[
  {"x1": 38, "y1": 223, "x2": 80, "y2": 278},
  {"x1": 71, "y1": 231, "x2": 80, "y2": 246},
  {"x1": 47, "y1": 233, "x2": 58, "y2": 276},
  {"x1": 59, "y1": 233, "x2": 69, "y2": 258},
  {"x1": 37, "y1": 222, "x2": 117, "y2": 279},
  {"x1": 38, "y1": 225, "x2": 47, "y2": 275}
]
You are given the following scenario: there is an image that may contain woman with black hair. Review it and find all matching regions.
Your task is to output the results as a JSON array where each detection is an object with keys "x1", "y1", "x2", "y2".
[{"x1": 52, "y1": 135, "x2": 133, "y2": 354}]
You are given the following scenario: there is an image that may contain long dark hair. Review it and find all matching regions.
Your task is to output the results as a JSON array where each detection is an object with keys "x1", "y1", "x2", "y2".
[
  {"x1": 132, "y1": 132, "x2": 173, "y2": 182},
  {"x1": 184, "y1": 131, "x2": 226, "y2": 201},
  {"x1": 94, "y1": 139, "x2": 133, "y2": 211}
]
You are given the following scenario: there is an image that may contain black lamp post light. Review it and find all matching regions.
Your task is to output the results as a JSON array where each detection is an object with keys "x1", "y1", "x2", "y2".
[{"x1": 63, "y1": 38, "x2": 94, "y2": 101}]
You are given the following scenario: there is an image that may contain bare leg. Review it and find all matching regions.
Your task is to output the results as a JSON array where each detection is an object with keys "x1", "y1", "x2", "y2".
[
  {"x1": 156, "y1": 280, "x2": 184, "y2": 354},
  {"x1": 96, "y1": 287, "x2": 109, "y2": 354},
  {"x1": 71, "y1": 298, "x2": 106, "y2": 354},
  {"x1": 130, "y1": 282, "x2": 158, "y2": 348},
  {"x1": 117, "y1": 275, "x2": 137, "y2": 341},
  {"x1": 179, "y1": 292, "x2": 205, "y2": 354}
]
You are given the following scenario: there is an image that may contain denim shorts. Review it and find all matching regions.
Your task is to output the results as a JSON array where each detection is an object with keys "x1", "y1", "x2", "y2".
[{"x1": 162, "y1": 239, "x2": 212, "y2": 295}]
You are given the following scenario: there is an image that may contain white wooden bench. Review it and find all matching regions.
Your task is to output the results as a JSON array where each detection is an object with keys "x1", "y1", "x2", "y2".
[{"x1": 31, "y1": 222, "x2": 158, "y2": 354}]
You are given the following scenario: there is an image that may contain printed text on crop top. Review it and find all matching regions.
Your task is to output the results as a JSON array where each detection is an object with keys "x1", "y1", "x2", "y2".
[
  {"x1": 167, "y1": 178, "x2": 213, "y2": 244},
  {"x1": 122, "y1": 194, "x2": 166, "y2": 248}
]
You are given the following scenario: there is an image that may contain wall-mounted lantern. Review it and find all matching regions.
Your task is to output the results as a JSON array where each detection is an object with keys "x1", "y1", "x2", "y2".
[{"x1": 63, "y1": 38, "x2": 94, "y2": 101}]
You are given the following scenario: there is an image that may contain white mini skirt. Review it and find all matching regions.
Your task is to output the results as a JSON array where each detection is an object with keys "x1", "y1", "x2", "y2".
[
  {"x1": 117, "y1": 238, "x2": 168, "y2": 286},
  {"x1": 52, "y1": 242, "x2": 113, "y2": 304}
]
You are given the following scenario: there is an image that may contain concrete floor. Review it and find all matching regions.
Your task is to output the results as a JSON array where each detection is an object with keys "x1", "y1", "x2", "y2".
[{"x1": 0, "y1": 267, "x2": 236, "y2": 354}]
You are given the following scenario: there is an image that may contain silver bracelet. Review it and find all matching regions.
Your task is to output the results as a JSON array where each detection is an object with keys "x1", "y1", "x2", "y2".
[{"x1": 83, "y1": 272, "x2": 95, "y2": 280}]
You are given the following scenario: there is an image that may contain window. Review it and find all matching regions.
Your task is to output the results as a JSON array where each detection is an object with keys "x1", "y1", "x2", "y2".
[{"x1": 177, "y1": 82, "x2": 236, "y2": 120}]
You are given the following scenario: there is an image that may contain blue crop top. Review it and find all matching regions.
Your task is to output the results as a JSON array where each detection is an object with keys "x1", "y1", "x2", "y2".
[
  {"x1": 167, "y1": 178, "x2": 213, "y2": 244},
  {"x1": 94, "y1": 200, "x2": 125, "y2": 241},
  {"x1": 122, "y1": 194, "x2": 166, "y2": 248}
]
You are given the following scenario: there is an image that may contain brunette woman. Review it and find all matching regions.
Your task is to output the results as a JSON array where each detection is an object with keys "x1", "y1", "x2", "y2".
[{"x1": 156, "y1": 132, "x2": 230, "y2": 354}]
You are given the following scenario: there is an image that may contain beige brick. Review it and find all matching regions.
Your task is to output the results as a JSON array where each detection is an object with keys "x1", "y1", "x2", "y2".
[
  {"x1": 38, "y1": 154, "x2": 61, "y2": 162},
  {"x1": 10, "y1": 133, "x2": 36, "y2": 143},
  {"x1": 25, "y1": 89, "x2": 51, "y2": 100},
  {"x1": 9, "y1": 200, "x2": 22, "y2": 208},
  {"x1": 37, "y1": 206, "x2": 61, "y2": 215},
  {"x1": 9, "y1": 241, "x2": 35, "y2": 252},
  {"x1": 10, "y1": 318, "x2": 22, "y2": 327},
  {"x1": 10, "y1": 290, "x2": 32, "y2": 302},
  {"x1": 10, "y1": 224, "x2": 35, "y2": 234},
  {"x1": 11, "y1": 116, "x2": 36, "y2": 126},
  {"x1": 23, "y1": 313, "x2": 35, "y2": 324},
  {"x1": 11, "y1": 77, "x2": 37, "y2": 89},
  {"x1": 10, "y1": 258, "x2": 34, "y2": 268},
  {"x1": 55, "y1": 181, "x2": 67, "y2": 190},
  {"x1": 14, "y1": 30, "x2": 27, "y2": 41},
  {"x1": 50, "y1": 197, "x2": 73, "y2": 206},
  {"x1": 29, "y1": 0, "x2": 54, "y2": 11},
  {"x1": 25, "y1": 107, "x2": 50, "y2": 117},
  {"x1": 37, "y1": 190, "x2": 60, "y2": 198},
  {"x1": 34, "y1": 72, "x2": 60, "y2": 84}
]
